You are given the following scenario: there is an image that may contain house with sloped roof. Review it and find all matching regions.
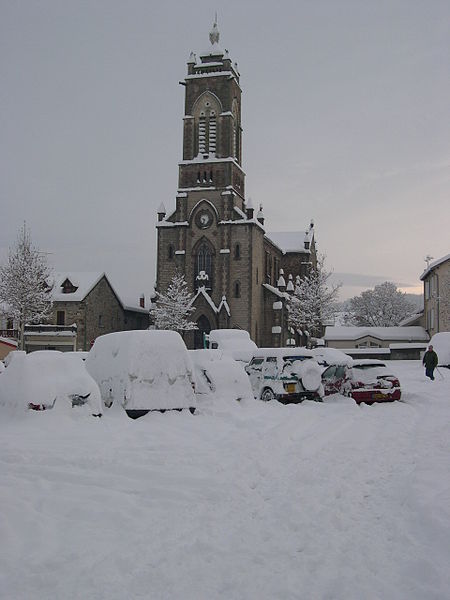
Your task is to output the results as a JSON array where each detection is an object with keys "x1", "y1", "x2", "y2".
[
  {"x1": 420, "y1": 254, "x2": 450, "y2": 336},
  {"x1": 24, "y1": 272, "x2": 149, "y2": 352},
  {"x1": 323, "y1": 326, "x2": 429, "y2": 360}
]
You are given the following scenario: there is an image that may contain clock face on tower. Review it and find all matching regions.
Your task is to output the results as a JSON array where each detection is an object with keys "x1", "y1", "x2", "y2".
[{"x1": 196, "y1": 209, "x2": 213, "y2": 229}]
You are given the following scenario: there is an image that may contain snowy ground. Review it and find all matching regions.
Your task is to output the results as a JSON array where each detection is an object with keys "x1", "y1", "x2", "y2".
[{"x1": 1, "y1": 361, "x2": 449, "y2": 600}]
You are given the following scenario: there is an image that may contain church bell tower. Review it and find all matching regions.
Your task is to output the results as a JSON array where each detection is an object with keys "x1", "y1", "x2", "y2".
[
  {"x1": 156, "y1": 20, "x2": 266, "y2": 348},
  {"x1": 178, "y1": 19, "x2": 245, "y2": 204}
]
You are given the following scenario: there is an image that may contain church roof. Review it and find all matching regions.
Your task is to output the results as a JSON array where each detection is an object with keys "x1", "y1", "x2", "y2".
[{"x1": 266, "y1": 232, "x2": 311, "y2": 254}]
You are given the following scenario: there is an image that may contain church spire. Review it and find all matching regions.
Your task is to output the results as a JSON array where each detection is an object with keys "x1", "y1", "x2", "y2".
[{"x1": 209, "y1": 15, "x2": 219, "y2": 46}]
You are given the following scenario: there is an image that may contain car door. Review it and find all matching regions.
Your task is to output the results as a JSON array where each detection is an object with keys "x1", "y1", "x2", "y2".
[
  {"x1": 246, "y1": 357, "x2": 264, "y2": 397},
  {"x1": 321, "y1": 365, "x2": 342, "y2": 395}
]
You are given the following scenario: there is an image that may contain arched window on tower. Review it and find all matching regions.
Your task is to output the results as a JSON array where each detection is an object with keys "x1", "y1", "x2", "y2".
[
  {"x1": 234, "y1": 243, "x2": 241, "y2": 260},
  {"x1": 195, "y1": 242, "x2": 214, "y2": 293},
  {"x1": 193, "y1": 93, "x2": 222, "y2": 160},
  {"x1": 234, "y1": 281, "x2": 241, "y2": 298}
]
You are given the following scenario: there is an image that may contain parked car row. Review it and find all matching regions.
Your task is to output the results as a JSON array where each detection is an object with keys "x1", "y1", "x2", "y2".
[{"x1": 0, "y1": 330, "x2": 403, "y2": 419}]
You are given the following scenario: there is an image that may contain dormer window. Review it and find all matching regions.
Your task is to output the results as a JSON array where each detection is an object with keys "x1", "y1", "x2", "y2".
[{"x1": 61, "y1": 278, "x2": 78, "y2": 294}]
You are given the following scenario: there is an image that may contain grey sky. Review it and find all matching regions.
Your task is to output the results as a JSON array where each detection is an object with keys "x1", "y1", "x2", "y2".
[{"x1": 1, "y1": 0, "x2": 449, "y2": 303}]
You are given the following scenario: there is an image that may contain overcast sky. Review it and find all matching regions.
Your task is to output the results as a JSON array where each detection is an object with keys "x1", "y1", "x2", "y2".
[{"x1": 1, "y1": 0, "x2": 449, "y2": 303}]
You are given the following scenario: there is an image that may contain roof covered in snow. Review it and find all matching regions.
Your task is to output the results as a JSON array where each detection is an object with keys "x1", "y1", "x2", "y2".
[
  {"x1": 420, "y1": 253, "x2": 450, "y2": 280},
  {"x1": 324, "y1": 326, "x2": 429, "y2": 342},
  {"x1": 50, "y1": 272, "x2": 148, "y2": 314},
  {"x1": 51, "y1": 272, "x2": 105, "y2": 302}
]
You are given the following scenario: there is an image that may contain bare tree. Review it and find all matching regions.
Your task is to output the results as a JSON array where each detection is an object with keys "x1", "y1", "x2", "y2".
[
  {"x1": 0, "y1": 224, "x2": 53, "y2": 349},
  {"x1": 344, "y1": 281, "x2": 416, "y2": 326},
  {"x1": 152, "y1": 272, "x2": 197, "y2": 333},
  {"x1": 287, "y1": 254, "x2": 341, "y2": 344}
]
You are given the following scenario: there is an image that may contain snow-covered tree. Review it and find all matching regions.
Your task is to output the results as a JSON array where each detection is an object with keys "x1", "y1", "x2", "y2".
[
  {"x1": 287, "y1": 254, "x2": 341, "y2": 343},
  {"x1": 344, "y1": 281, "x2": 416, "y2": 327},
  {"x1": 0, "y1": 224, "x2": 53, "y2": 349},
  {"x1": 152, "y1": 272, "x2": 197, "y2": 333}
]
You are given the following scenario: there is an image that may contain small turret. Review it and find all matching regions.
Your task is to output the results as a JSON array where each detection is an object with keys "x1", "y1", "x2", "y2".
[
  {"x1": 157, "y1": 202, "x2": 166, "y2": 222},
  {"x1": 286, "y1": 274, "x2": 294, "y2": 293},
  {"x1": 277, "y1": 268, "x2": 286, "y2": 291},
  {"x1": 257, "y1": 204, "x2": 265, "y2": 226}
]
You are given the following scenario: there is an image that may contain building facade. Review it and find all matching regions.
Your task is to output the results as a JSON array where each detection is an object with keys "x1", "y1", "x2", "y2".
[
  {"x1": 155, "y1": 22, "x2": 316, "y2": 348},
  {"x1": 420, "y1": 254, "x2": 450, "y2": 336},
  {"x1": 3, "y1": 273, "x2": 149, "y2": 353}
]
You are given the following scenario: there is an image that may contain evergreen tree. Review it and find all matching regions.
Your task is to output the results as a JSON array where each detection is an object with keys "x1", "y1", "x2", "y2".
[
  {"x1": 0, "y1": 224, "x2": 53, "y2": 349},
  {"x1": 152, "y1": 272, "x2": 197, "y2": 333},
  {"x1": 287, "y1": 254, "x2": 341, "y2": 344},
  {"x1": 344, "y1": 281, "x2": 416, "y2": 326}
]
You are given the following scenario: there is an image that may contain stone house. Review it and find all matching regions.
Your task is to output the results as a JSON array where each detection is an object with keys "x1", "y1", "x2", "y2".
[
  {"x1": 420, "y1": 254, "x2": 450, "y2": 336},
  {"x1": 24, "y1": 272, "x2": 149, "y2": 352},
  {"x1": 155, "y1": 22, "x2": 316, "y2": 349}
]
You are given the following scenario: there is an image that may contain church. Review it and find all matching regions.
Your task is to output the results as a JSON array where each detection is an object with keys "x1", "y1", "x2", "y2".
[{"x1": 155, "y1": 21, "x2": 317, "y2": 349}]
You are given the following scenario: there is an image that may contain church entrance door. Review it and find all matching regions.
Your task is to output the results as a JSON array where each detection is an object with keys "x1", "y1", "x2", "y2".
[{"x1": 194, "y1": 315, "x2": 211, "y2": 349}]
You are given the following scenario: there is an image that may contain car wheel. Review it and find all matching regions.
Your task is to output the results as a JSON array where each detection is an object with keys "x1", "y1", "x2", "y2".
[{"x1": 261, "y1": 388, "x2": 276, "y2": 402}]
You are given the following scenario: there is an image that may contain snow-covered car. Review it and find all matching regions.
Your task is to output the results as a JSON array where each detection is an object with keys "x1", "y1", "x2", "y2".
[
  {"x1": 86, "y1": 330, "x2": 197, "y2": 419},
  {"x1": 312, "y1": 347, "x2": 353, "y2": 368},
  {"x1": 245, "y1": 348, "x2": 323, "y2": 403},
  {"x1": 0, "y1": 350, "x2": 102, "y2": 415},
  {"x1": 206, "y1": 329, "x2": 258, "y2": 363},
  {"x1": 189, "y1": 349, "x2": 253, "y2": 402},
  {"x1": 321, "y1": 359, "x2": 401, "y2": 404}
]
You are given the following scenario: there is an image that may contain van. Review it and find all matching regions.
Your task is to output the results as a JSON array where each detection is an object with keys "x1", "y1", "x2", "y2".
[
  {"x1": 206, "y1": 329, "x2": 257, "y2": 363},
  {"x1": 86, "y1": 330, "x2": 196, "y2": 418},
  {"x1": 245, "y1": 348, "x2": 323, "y2": 403}
]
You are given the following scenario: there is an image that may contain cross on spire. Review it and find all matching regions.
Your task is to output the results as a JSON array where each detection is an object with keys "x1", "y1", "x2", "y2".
[{"x1": 209, "y1": 15, "x2": 219, "y2": 45}]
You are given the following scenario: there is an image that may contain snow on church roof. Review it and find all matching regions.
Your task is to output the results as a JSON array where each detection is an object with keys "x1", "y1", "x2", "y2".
[{"x1": 266, "y1": 232, "x2": 310, "y2": 254}]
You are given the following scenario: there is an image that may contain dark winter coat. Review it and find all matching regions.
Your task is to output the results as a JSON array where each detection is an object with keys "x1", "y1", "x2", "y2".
[{"x1": 423, "y1": 350, "x2": 438, "y2": 369}]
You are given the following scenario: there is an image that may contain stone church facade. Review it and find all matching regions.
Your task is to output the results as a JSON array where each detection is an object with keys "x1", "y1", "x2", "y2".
[{"x1": 155, "y1": 22, "x2": 316, "y2": 348}]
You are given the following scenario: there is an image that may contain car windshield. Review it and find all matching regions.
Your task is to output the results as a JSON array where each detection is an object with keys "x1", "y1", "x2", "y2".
[
  {"x1": 283, "y1": 356, "x2": 311, "y2": 364},
  {"x1": 352, "y1": 365, "x2": 393, "y2": 384},
  {"x1": 282, "y1": 356, "x2": 312, "y2": 376}
]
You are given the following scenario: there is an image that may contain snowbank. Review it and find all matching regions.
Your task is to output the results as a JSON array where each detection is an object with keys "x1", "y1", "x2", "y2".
[
  {"x1": 1, "y1": 362, "x2": 449, "y2": 600},
  {"x1": 86, "y1": 330, "x2": 196, "y2": 412},
  {"x1": 429, "y1": 332, "x2": 450, "y2": 367}
]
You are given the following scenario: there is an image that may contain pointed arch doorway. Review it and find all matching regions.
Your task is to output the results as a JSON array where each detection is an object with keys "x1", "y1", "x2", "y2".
[{"x1": 194, "y1": 315, "x2": 211, "y2": 349}]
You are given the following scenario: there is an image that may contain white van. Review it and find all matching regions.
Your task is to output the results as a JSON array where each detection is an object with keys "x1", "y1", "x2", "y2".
[
  {"x1": 206, "y1": 329, "x2": 257, "y2": 363},
  {"x1": 245, "y1": 347, "x2": 323, "y2": 403},
  {"x1": 86, "y1": 330, "x2": 196, "y2": 418}
]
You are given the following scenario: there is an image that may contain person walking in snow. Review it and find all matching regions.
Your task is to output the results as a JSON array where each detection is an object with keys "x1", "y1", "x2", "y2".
[{"x1": 423, "y1": 344, "x2": 438, "y2": 380}]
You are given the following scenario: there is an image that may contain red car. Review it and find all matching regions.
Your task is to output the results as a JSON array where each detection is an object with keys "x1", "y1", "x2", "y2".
[{"x1": 321, "y1": 359, "x2": 401, "y2": 404}]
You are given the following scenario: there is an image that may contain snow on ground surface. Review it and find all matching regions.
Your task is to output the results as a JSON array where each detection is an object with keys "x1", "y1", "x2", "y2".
[{"x1": 1, "y1": 361, "x2": 449, "y2": 600}]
